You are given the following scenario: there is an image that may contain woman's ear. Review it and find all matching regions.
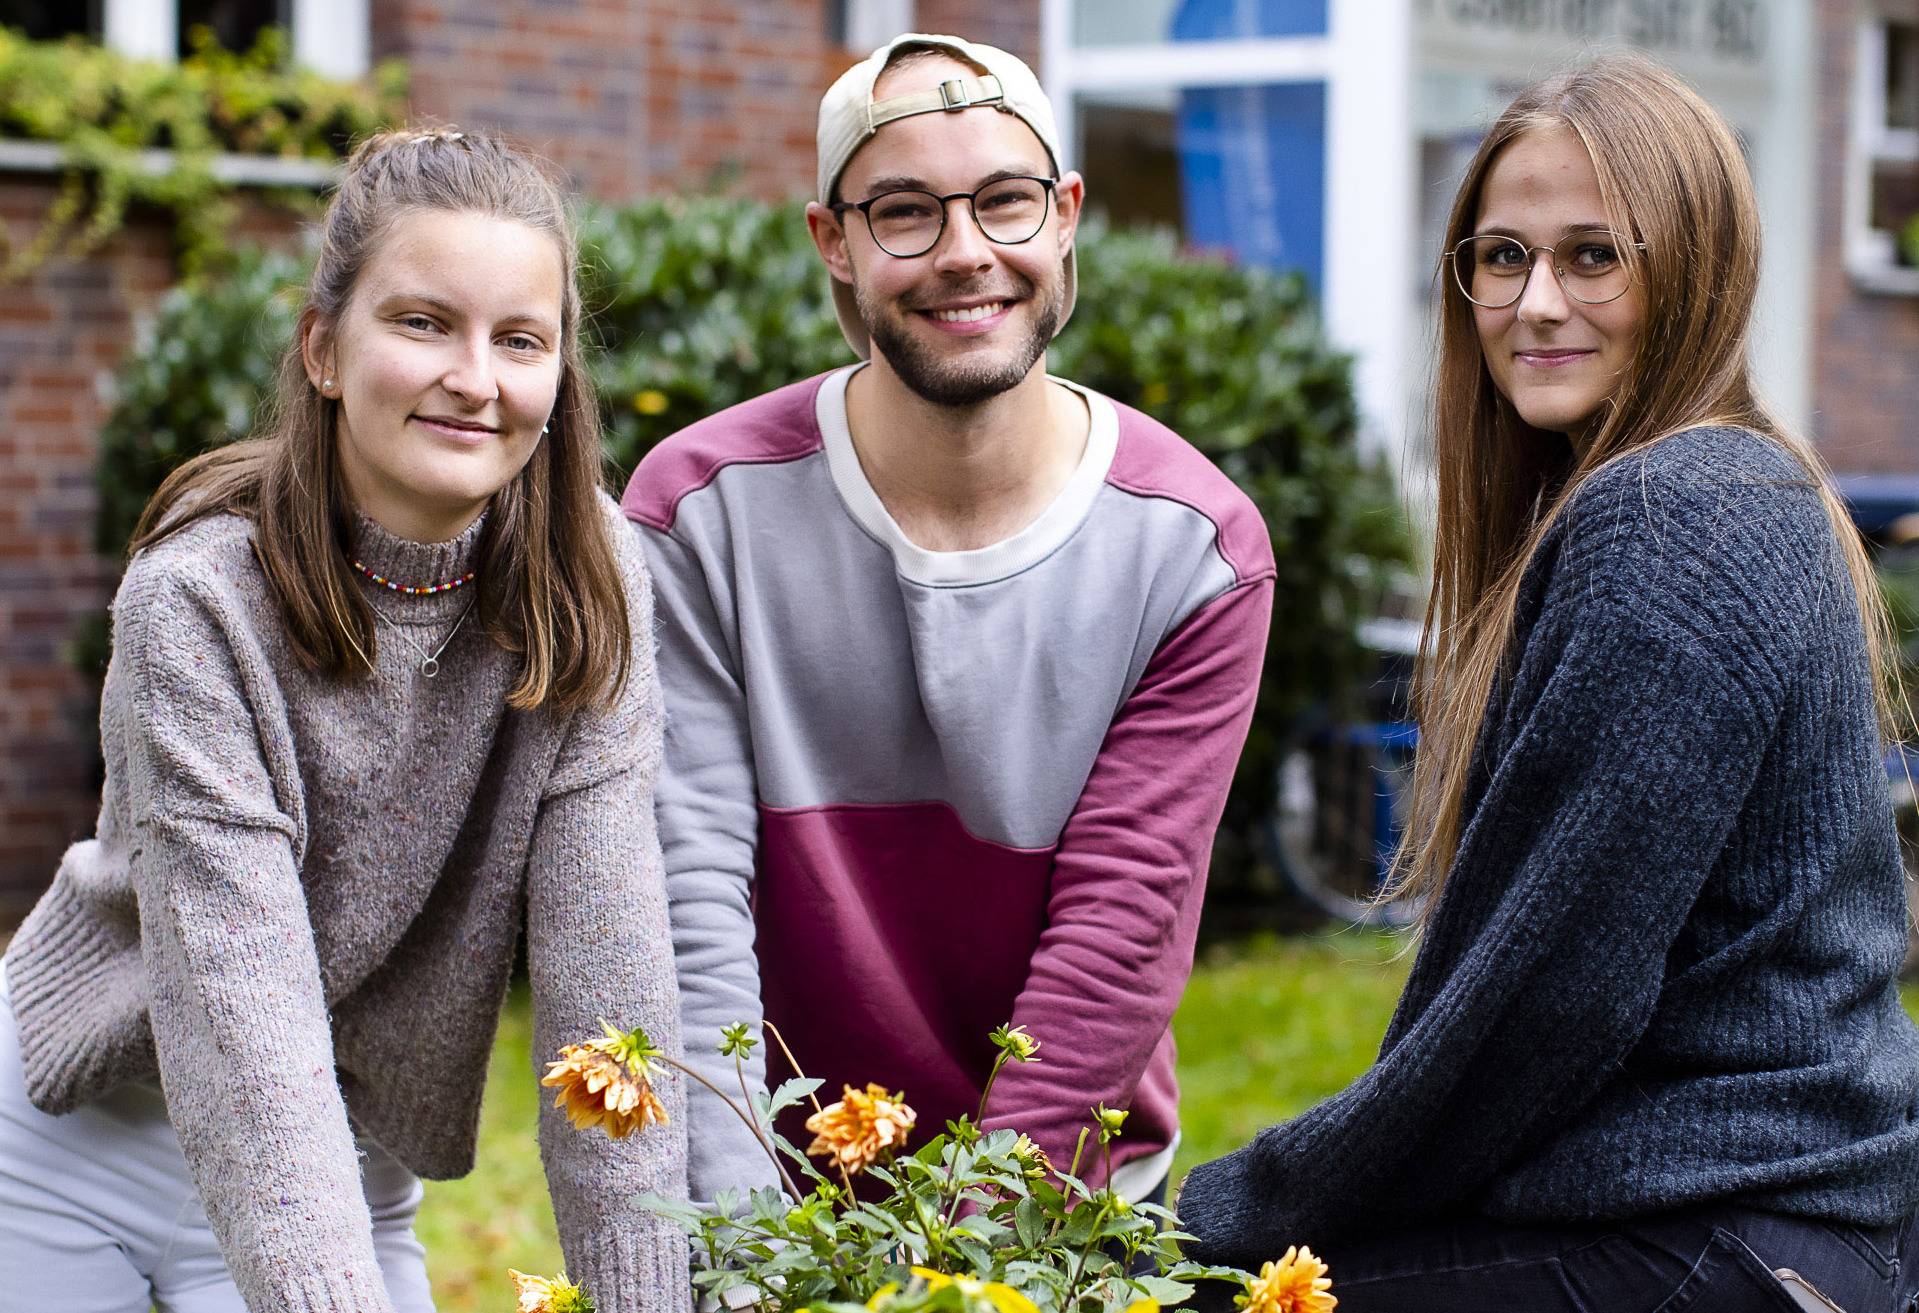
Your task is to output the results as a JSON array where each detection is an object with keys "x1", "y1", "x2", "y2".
[{"x1": 299, "y1": 309, "x2": 336, "y2": 396}]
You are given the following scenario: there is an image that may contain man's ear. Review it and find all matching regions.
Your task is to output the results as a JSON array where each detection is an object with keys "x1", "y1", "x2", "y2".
[
  {"x1": 299, "y1": 309, "x2": 335, "y2": 393},
  {"x1": 1053, "y1": 170, "x2": 1086, "y2": 257},
  {"x1": 806, "y1": 201, "x2": 856, "y2": 287}
]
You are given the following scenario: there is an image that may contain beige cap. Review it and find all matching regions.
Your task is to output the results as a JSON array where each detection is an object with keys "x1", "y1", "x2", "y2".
[{"x1": 816, "y1": 32, "x2": 1077, "y2": 358}]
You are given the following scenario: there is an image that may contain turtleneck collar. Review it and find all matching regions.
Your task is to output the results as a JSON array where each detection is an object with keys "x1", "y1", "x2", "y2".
[{"x1": 345, "y1": 508, "x2": 490, "y2": 620}]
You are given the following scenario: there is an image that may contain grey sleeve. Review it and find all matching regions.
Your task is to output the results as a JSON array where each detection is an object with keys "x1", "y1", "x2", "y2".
[
  {"x1": 528, "y1": 538, "x2": 692, "y2": 1309},
  {"x1": 637, "y1": 521, "x2": 783, "y2": 1202},
  {"x1": 117, "y1": 568, "x2": 395, "y2": 1312}
]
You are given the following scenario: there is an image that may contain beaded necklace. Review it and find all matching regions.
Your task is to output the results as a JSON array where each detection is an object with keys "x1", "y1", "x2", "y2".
[{"x1": 351, "y1": 559, "x2": 477, "y2": 596}]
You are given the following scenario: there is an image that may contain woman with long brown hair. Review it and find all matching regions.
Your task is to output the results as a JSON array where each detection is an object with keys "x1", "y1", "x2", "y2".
[
  {"x1": 0, "y1": 130, "x2": 688, "y2": 1309},
  {"x1": 1180, "y1": 54, "x2": 1919, "y2": 1311}
]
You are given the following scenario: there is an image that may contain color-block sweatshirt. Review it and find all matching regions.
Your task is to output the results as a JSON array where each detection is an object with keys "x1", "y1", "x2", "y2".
[
  {"x1": 624, "y1": 365, "x2": 1274, "y2": 1201},
  {"x1": 4, "y1": 496, "x2": 689, "y2": 1313},
  {"x1": 1179, "y1": 428, "x2": 1919, "y2": 1265}
]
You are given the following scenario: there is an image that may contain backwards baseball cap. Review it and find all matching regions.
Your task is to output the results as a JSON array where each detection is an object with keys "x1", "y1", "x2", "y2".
[{"x1": 815, "y1": 32, "x2": 1077, "y2": 358}]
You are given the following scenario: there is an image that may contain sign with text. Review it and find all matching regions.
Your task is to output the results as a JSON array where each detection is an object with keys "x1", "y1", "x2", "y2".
[{"x1": 1416, "y1": 0, "x2": 1768, "y2": 68}]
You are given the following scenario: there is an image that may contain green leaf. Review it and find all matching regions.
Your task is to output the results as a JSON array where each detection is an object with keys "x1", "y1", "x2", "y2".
[
  {"x1": 765, "y1": 1076, "x2": 824, "y2": 1118},
  {"x1": 1013, "y1": 1196, "x2": 1045, "y2": 1248}
]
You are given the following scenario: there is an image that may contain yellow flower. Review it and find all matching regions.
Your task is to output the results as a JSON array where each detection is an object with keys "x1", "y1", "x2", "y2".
[
  {"x1": 909, "y1": 1267, "x2": 1040, "y2": 1313},
  {"x1": 508, "y1": 1268, "x2": 596, "y2": 1313},
  {"x1": 804, "y1": 1082, "x2": 916, "y2": 1173},
  {"x1": 633, "y1": 388, "x2": 670, "y2": 415},
  {"x1": 1009, "y1": 1133, "x2": 1053, "y2": 1179},
  {"x1": 989, "y1": 1023, "x2": 1041, "y2": 1062},
  {"x1": 1238, "y1": 1245, "x2": 1336, "y2": 1313},
  {"x1": 541, "y1": 1024, "x2": 669, "y2": 1140}
]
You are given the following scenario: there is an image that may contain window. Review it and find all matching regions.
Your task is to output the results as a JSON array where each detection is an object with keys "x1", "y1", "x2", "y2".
[
  {"x1": 1072, "y1": 0, "x2": 1328, "y2": 48},
  {"x1": 0, "y1": 0, "x2": 104, "y2": 39},
  {"x1": 830, "y1": 0, "x2": 913, "y2": 50},
  {"x1": 177, "y1": 0, "x2": 285, "y2": 58},
  {"x1": 1848, "y1": 8, "x2": 1919, "y2": 293},
  {"x1": 1, "y1": 0, "x2": 368, "y2": 78}
]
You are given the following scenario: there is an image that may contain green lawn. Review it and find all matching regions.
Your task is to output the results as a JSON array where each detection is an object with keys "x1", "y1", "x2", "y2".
[{"x1": 417, "y1": 934, "x2": 1919, "y2": 1308}]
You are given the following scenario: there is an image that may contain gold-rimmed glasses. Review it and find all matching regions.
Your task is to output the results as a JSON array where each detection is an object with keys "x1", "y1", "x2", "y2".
[{"x1": 1444, "y1": 229, "x2": 1647, "y2": 308}]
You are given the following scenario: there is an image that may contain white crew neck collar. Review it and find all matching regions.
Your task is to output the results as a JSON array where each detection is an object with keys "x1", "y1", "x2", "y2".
[{"x1": 816, "y1": 364, "x2": 1119, "y2": 587}]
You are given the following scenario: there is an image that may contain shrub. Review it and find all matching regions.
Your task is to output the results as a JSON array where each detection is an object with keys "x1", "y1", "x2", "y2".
[
  {"x1": 91, "y1": 199, "x2": 1413, "y2": 883},
  {"x1": 0, "y1": 25, "x2": 405, "y2": 277}
]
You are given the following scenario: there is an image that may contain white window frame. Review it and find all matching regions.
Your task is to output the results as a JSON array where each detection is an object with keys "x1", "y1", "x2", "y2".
[
  {"x1": 1846, "y1": 6, "x2": 1919, "y2": 295},
  {"x1": 1040, "y1": 0, "x2": 1414, "y2": 461},
  {"x1": 842, "y1": 0, "x2": 915, "y2": 52},
  {"x1": 101, "y1": 0, "x2": 369, "y2": 78}
]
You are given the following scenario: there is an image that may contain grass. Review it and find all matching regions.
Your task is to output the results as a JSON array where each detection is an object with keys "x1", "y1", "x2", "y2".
[{"x1": 417, "y1": 934, "x2": 1919, "y2": 1308}]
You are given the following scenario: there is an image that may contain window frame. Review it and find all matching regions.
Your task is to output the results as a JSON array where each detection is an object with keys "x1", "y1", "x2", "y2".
[
  {"x1": 100, "y1": 0, "x2": 368, "y2": 78},
  {"x1": 1846, "y1": 6, "x2": 1919, "y2": 295}
]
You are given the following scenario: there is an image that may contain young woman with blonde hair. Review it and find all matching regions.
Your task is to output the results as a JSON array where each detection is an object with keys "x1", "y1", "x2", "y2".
[
  {"x1": 0, "y1": 129, "x2": 689, "y2": 1310},
  {"x1": 1180, "y1": 54, "x2": 1919, "y2": 1311}
]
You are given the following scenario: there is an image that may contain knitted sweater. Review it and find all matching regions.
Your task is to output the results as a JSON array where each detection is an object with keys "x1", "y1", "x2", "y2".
[
  {"x1": 3, "y1": 495, "x2": 689, "y2": 1312},
  {"x1": 1179, "y1": 427, "x2": 1919, "y2": 1265}
]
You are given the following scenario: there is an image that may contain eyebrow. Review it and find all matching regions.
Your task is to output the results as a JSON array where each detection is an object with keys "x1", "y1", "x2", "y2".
[
  {"x1": 376, "y1": 292, "x2": 559, "y2": 336},
  {"x1": 1473, "y1": 221, "x2": 1615, "y2": 240},
  {"x1": 857, "y1": 166, "x2": 1046, "y2": 200}
]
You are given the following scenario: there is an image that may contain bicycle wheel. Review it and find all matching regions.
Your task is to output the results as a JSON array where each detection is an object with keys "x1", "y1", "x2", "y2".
[{"x1": 1265, "y1": 716, "x2": 1421, "y2": 928}]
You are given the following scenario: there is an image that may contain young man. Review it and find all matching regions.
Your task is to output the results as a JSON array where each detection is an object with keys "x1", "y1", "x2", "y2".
[{"x1": 623, "y1": 33, "x2": 1273, "y2": 1207}]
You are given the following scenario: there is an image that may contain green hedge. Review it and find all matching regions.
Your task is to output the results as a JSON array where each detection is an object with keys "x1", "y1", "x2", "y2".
[{"x1": 92, "y1": 198, "x2": 1412, "y2": 872}]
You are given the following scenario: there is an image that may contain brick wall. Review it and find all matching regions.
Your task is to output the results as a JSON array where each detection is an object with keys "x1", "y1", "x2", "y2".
[
  {"x1": 915, "y1": 0, "x2": 1040, "y2": 66},
  {"x1": 1812, "y1": 0, "x2": 1919, "y2": 475},
  {"x1": 0, "y1": 2, "x2": 1048, "y2": 921},
  {"x1": 370, "y1": 0, "x2": 873, "y2": 203},
  {"x1": 0, "y1": 189, "x2": 306, "y2": 923},
  {"x1": 0, "y1": 190, "x2": 190, "y2": 922}
]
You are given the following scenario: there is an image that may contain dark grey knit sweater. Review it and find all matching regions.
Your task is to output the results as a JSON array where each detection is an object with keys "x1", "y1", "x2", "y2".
[{"x1": 1179, "y1": 427, "x2": 1919, "y2": 1266}]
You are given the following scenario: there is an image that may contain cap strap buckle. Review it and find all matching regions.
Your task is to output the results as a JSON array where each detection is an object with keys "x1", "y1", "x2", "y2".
[{"x1": 868, "y1": 75, "x2": 1006, "y2": 130}]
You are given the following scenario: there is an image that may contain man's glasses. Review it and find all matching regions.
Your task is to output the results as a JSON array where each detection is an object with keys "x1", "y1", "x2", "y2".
[
  {"x1": 832, "y1": 176, "x2": 1057, "y2": 258},
  {"x1": 1444, "y1": 229, "x2": 1647, "y2": 308}
]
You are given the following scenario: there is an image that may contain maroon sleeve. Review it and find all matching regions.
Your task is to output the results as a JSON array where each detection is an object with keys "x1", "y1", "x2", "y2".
[{"x1": 980, "y1": 575, "x2": 1273, "y2": 1181}]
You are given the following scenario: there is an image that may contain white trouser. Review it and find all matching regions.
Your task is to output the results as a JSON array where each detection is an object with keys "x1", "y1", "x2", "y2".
[{"x1": 0, "y1": 964, "x2": 435, "y2": 1312}]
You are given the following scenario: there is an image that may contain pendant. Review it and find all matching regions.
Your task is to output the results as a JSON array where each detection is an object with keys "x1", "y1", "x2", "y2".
[{"x1": 422, "y1": 657, "x2": 440, "y2": 678}]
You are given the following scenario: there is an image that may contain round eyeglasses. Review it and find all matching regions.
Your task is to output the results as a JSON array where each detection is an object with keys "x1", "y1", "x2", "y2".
[
  {"x1": 831, "y1": 176, "x2": 1057, "y2": 259},
  {"x1": 1443, "y1": 229, "x2": 1647, "y2": 308}
]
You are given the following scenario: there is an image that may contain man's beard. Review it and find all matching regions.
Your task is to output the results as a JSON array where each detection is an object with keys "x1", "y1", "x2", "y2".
[{"x1": 858, "y1": 271, "x2": 1064, "y2": 409}]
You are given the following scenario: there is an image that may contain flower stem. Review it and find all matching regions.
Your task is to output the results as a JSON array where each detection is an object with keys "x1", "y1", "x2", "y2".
[
  {"x1": 974, "y1": 1051, "x2": 1011, "y2": 1126},
  {"x1": 762, "y1": 1018, "x2": 855, "y2": 1198},
  {"x1": 658, "y1": 1053, "x2": 803, "y2": 1200}
]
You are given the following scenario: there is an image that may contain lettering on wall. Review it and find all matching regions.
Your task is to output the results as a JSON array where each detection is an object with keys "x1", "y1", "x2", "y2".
[{"x1": 1416, "y1": 0, "x2": 1766, "y2": 64}]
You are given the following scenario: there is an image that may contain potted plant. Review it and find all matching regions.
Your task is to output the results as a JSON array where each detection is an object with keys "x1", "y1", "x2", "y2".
[{"x1": 511, "y1": 1021, "x2": 1335, "y2": 1313}]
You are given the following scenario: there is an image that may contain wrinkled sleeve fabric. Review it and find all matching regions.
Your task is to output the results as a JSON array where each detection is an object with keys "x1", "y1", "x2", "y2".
[
  {"x1": 636, "y1": 520, "x2": 783, "y2": 1202},
  {"x1": 982, "y1": 575, "x2": 1274, "y2": 1181},
  {"x1": 119, "y1": 565, "x2": 397, "y2": 1312},
  {"x1": 1176, "y1": 462, "x2": 1824, "y2": 1265},
  {"x1": 527, "y1": 533, "x2": 693, "y2": 1311}
]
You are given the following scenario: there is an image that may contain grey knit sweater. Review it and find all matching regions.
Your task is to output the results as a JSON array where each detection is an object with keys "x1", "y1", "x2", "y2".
[
  {"x1": 1180, "y1": 427, "x2": 1919, "y2": 1265},
  {"x1": 4, "y1": 495, "x2": 690, "y2": 1312}
]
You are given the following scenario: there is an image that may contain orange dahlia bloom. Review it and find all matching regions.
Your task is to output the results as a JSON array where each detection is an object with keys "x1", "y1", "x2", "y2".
[
  {"x1": 1238, "y1": 1245, "x2": 1336, "y2": 1313},
  {"x1": 541, "y1": 1024, "x2": 669, "y2": 1140},
  {"x1": 804, "y1": 1082, "x2": 917, "y2": 1173}
]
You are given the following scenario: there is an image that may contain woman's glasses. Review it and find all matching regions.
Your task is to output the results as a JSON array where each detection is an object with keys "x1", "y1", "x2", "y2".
[{"x1": 1444, "y1": 229, "x2": 1646, "y2": 308}]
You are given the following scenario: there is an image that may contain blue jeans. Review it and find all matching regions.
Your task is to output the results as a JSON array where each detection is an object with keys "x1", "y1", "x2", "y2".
[{"x1": 1294, "y1": 1205, "x2": 1919, "y2": 1313}]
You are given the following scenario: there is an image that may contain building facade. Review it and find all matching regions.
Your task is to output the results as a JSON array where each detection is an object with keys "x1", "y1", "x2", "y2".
[{"x1": 0, "y1": 0, "x2": 1913, "y2": 917}]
